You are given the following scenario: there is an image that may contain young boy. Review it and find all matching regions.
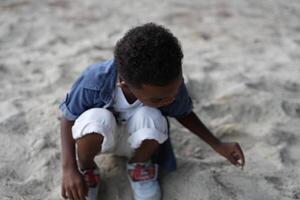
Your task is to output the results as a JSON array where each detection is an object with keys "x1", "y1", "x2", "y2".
[{"x1": 59, "y1": 23, "x2": 245, "y2": 200}]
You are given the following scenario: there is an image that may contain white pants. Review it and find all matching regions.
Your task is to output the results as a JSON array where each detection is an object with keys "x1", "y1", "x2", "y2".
[{"x1": 72, "y1": 106, "x2": 168, "y2": 158}]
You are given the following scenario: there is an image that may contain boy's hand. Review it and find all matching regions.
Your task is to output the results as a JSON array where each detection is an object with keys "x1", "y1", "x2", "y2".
[
  {"x1": 214, "y1": 142, "x2": 245, "y2": 169},
  {"x1": 61, "y1": 167, "x2": 87, "y2": 200}
]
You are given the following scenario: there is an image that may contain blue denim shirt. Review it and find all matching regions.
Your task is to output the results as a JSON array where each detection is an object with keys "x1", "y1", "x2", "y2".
[{"x1": 59, "y1": 59, "x2": 193, "y2": 171}]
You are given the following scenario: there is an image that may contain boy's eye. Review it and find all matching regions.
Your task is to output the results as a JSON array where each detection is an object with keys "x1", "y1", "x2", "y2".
[{"x1": 149, "y1": 96, "x2": 175, "y2": 104}]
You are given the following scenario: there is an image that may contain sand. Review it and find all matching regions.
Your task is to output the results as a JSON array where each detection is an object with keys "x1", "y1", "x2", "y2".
[{"x1": 1, "y1": 0, "x2": 300, "y2": 199}]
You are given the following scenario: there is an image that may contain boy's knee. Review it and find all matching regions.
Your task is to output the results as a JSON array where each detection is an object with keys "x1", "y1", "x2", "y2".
[
  {"x1": 129, "y1": 106, "x2": 168, "y2": 132},
  {"x1": 134, "y1": 106, "x2": 163, "y2": 120},
  {"x1": 128, "y1": 106, "x2": 169, "y2": 149},
  {"x1": 75, "y1": 108, "x2": 115, "y2": 125},
  {"x1": 72, "y1": 108, "x2": 116, "y2": 152},
  {"x1": 75, "y1": 132, "x2": 104, "y2": 146}
]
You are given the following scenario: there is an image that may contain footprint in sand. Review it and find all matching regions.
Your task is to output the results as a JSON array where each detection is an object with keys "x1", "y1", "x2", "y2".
[
  {"x1": 265, "y1": 129, "x2": 297, "y2": 146},
  {"x1": 0, "y1": 111, "x2": 28, "y2": 135},
  {"x1": 281, "y1": 100, "x2": 300, "y2": 118},
  {"x1": 185, "y1": 77, "x2": 215, "y2": 103}
]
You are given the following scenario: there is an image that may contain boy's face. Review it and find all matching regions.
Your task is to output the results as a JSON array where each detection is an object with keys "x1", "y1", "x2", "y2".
[{"x1": 128, "y1": 75, "x2": 182, "y2": 108}]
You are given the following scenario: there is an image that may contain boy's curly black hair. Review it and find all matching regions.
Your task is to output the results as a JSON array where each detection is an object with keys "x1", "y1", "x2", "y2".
[{"x1": 114, "y1": 23, "x2": 183, "y2": 88}]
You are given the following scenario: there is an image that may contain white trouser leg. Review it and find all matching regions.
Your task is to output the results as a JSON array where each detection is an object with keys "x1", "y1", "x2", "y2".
[
  {"x1": 71, "y1": 108, "x2": 117, "y2": 153},
  {"x1": 126, "y1": 106, "x2": 168, "y2": 149}
]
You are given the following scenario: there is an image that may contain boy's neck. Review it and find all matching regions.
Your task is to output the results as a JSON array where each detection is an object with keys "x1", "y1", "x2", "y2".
[
  {"x1": 121, "y1": 87, "x2": 137, "y2": 104},
  {"x1": 117, "y1": 75, "x2": 138, "y2": 104}
]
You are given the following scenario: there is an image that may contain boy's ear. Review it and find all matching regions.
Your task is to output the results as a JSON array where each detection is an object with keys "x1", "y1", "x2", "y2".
[{"x1": 117, "y1": 80, "x2": 129, "y2": 88}]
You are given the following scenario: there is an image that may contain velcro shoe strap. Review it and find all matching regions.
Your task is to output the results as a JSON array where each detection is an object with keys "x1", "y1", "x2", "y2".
[
  {"x1": 83, "y1": 168, "x2": 100, "y2": 187},
  {"x1": 128, "y1": 164, "x2": 158, "y2": 182}
]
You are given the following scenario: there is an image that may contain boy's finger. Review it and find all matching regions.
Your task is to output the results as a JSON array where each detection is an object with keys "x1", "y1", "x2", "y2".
[
  {"x1": 61, "y1": 187, "x2": 67, "y2": 199},
  {"x1": 73, "y1": 188, "x2": 84, "y2": 200},
  {"x1": 231, "y1": 152, "x2": 240, "y2": 160},
  {"x1": 77, "y1": 185, "x2": 87, "y2": 200},
  {"x1": 228, "y1": 154, "x2": 238, "y2": 166},
  {"x1": 66, "y1": 189, "x2": 74, "y2": 200},
  {"x1": 69, "y1": 188, "x2": 79, "y2": 200},
  {"x1": 235, "y1": 144, "x2": 245, "y2": 166},
  {"x1": 237, "y1": 159, "x2": 243, "y2": 165},
  {"x1": 229, "y1": 152, "x2": 244, "y2": 167}
]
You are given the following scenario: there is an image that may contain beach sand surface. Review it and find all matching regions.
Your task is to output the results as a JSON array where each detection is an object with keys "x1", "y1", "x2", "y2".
[{"x1": 0, "y1": 0, "x2": 300, "y2": 199}]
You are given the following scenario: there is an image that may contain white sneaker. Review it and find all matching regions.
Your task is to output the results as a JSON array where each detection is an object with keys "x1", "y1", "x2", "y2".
[
  {"x1": 86, "y1": 187, "x2": 97, "y2": 200},
  {"x1": 127, "y1": 162, "x2": 161, "y2": 200}
]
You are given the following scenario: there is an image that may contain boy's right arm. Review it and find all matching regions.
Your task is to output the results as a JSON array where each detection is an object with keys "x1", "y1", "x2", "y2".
[{"x1": 60, "y1": 116, "x2": 87, "y2": 200}]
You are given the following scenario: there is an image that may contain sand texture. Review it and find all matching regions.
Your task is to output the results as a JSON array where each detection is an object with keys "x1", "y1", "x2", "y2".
[{"x1": 1, "y1": 0, "x2": 300, "y2": 199}]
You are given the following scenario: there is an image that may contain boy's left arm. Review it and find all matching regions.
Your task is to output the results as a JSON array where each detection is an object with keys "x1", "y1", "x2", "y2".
[{"x1": 176, "y1": 111, "x2": 245, "y2": 169}]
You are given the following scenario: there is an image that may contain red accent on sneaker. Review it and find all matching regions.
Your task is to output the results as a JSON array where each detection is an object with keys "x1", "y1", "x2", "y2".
[
  {"x1": 83, "y1": 169, "x2": 100, "y2": 187},
  {"x1": 128, "y1": 164, "x2": 156, "y2": 182}
]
